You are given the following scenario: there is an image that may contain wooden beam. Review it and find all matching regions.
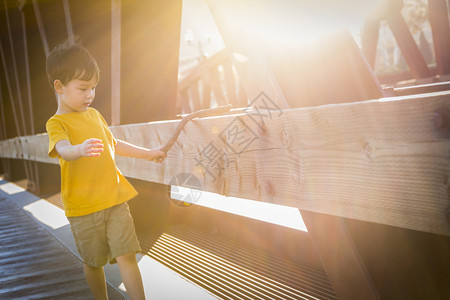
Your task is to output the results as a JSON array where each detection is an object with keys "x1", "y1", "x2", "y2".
[
  {"x1": 361, "y1": 20, "x2": 380, "y2": 69},
  {"x1": 428, "y1": 0, "x2": 450, "y2": 76},
  {"x1": 394, "y1": 81, "x2": 450, "y2": 96},
  {"x1": 386, "y1": 11, "x2": 431, "y2": 79},
  {"x1": 0, "y1": 80, "x2": 11, "y2": 178},
  {"x1": 31, "y1": 0, "x2": 49, "y2": 57},
  {"x1": 301, "y1": 212, "x2": 380, "y2": 299},
  {"x1": 111, "y1": 0, "x2": 121, "y2": 125},
  {"x1": 1, "y1": 92, "x2": 449, "y2": 236},
  {"x1": 206, "y1": 0, "x2": 290, "y2": 109},
  {"x1": 62, "y1": 0, "x2": 74, "y2": 44}
]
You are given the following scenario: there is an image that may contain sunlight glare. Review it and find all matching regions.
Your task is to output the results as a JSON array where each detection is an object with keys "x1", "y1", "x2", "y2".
[
  {"x1": 23, "y1": 199, "x2": 69, "y2": 230},
  {"x1": 226, "y1": 0, "x2": 383, "y2": 46},
  {"x1": 171, "y1": 185, "x2": 307, "y2": 232},
  {"x1": 0, "y1": 182, "x2": 25, "y2": 195}
]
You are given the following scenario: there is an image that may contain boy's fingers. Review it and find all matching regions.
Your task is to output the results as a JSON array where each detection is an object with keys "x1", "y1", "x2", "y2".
[
  {"x1": 86, "y1": 146, "x2": 104, "y2": 157},
  {"x1": 88, "y1": 143, "x2": 103, "y2": 149},
  {"x1": 86, "y1": 139, "x2": 103, "y2": 147},
  {"x1": 90, "y1": 147, "x2": 104, "y2": 153},
  {"x1": 88, "y1": 138, "x2": 102, "y2": 143}
]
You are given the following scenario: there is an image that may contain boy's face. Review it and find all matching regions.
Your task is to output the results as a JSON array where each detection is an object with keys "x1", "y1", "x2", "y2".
[{"x1": 55, "y1": 77, "x2": 98, "y2": 114}]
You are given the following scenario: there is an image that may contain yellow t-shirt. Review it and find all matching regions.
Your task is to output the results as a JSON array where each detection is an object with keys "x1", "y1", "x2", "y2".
[{"x1": 46, "y1": 107, "x2": 138, "y2": 217}]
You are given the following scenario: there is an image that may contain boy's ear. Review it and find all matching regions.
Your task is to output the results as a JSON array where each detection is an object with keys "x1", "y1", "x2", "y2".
[{"x1": 54, "y1": 80, "x2": 65, "y2": 94}]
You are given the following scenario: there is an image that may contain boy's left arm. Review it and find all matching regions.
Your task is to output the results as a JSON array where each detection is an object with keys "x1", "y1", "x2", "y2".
[{"x1": 115, "y1": 139, "x2": 166, "y2": 163}]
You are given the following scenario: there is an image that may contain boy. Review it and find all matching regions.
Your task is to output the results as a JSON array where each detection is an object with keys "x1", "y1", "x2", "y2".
[{"x1": 46, "y1": 40, "x2": 166, "y2": 300}]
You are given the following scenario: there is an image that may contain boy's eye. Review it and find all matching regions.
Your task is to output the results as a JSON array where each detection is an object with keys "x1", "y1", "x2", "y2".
[{"x1": 79, "y1": 87, "x2": 95, "y2": 92}]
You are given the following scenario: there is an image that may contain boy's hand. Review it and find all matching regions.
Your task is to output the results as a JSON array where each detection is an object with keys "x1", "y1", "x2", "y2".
[
  {"x1": 147, "y1": 148, "x2": 167, "y2": 163},
  {"x1": 79, "y1": 138, "x2": 104, "y2": 157}
]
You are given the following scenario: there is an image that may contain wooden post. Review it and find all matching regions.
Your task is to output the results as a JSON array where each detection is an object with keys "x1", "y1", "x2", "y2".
[
  {"x1": 31, "y1": 0, "x2": 50, "y2": 57},
  {"x1": 62, "y1": 0, "x2": 74, "y2": 44},
  {"x1": 386, "y1": 11, "x2": 431, "y2": 79},
  {"x1": 4, "y1": 0, "x2": 28, "y2": 137},
  {"x1": 209, "y1": 66, "x2": 227, "y2": 106},
  {"x1": 428, "y1": 0, "x2": 450, "y2": 76},
  {"x1": 2, "y1": 1, "x2": 36, "y2": 188},
  {"x1": 20, "y1": 3, "x2": 40, "y2": 193},
  {"x1": 0, "y1": 40, "x2": 31, "y2": 184},
  {"x1": 189, "y1": 80, "x2": 202, "y2": 111},
  {"x1": 111, "y1": 0, "x2": 121, "y2": 125},
  {"x1": 0, "y1": 80, "x2": 11, "y2": 178},
  {"x1": 222, "y1": 58, "x2": 238, "y2": 106},
  {"x1": 361, "y1": 20, "x2": 380, "y2": 69}
]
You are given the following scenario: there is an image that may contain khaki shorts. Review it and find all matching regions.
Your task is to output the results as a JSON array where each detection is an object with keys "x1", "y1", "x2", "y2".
[{"x1": 68, "y1": 202, "x2": 141, "y2": 268}]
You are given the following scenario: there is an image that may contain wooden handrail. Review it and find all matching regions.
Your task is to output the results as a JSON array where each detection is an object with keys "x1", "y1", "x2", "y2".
[{"x1": 1, "y1": 92, "x2": 449, "y2": 237}]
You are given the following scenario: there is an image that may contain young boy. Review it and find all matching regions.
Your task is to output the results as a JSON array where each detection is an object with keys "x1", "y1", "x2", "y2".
[{"x1": 46, "y1": 40, "x2": 166, "y2": 300}]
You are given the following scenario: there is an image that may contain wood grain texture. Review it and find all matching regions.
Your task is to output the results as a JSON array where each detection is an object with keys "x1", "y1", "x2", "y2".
[{"x1": 1, "y1": 92, "x2": 449, "y2": 235}]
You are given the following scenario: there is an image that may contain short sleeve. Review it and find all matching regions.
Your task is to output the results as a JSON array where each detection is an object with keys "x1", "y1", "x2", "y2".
[
  {"x1": 96, "y1": 109, "x2": 117, "y2": 146},
  {"x1": 46, "y1": 118, "x2": 69, "y2": 158}
]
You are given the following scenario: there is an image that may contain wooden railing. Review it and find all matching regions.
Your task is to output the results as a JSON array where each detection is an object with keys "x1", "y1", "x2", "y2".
[{"x1": 176, "y1": 49, "x2": 248, "y2": 114}]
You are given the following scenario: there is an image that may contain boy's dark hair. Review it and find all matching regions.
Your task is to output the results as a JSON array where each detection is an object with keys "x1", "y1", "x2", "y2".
[{"x1": 46, "y1": 39, "x2": 99, "y2": 89}]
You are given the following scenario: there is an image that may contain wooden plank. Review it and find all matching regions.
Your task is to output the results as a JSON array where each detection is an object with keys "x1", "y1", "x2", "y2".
[
  {"x1": 179, "y1": 89, "x2": 191, "y2": 114},
  {"x1": 111, "y1": 0, "x2": 121, "y2": 125},
  {"x1": 0, "y1": 137, "x2": 22, "y2": 160},
  {"x1": 209, "y1": 66, "x2": 227, "y2": 106},
  {"x1": 201, "y1": 77, "x2": 211, "y2": 109},
  {"x1": 428, "y1": 0, "x2": 450, "y2": 76},
  {"x1": 189, "y1": 80, "x2": 202, "y2": 111},
  {"x1": 361, "y1": 20, "x2": 380, "y2": 69},
  {"x1": 222, "y1": 58, "x2": 237, "y2": 106},
  {"x1": 62, "y1": 0, "x2": 74, "y2": 44},
  {"x1": 386, "y1": 11, "x2": 431, "y2": 79},
  {"x1": 394, "y1": 81, "x2": 450, "y2": 96},
  {"x1": 20, "y1": 134, "x2": 56, "y2": 165},
  {"x1": 31, "y1": 0, "x2": 49, "y2": 57},
  {"x1": 301, "y1": 212, "x2": 379, "y2": 299},
  {"x1": 2, "y1": 92, "x2": 448, "y2": 236}
]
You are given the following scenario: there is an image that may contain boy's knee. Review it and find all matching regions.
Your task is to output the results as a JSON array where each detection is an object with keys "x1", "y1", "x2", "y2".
[
  {"x1": 116, "y1": 252, "x2": 137, "y2": 264},
  {"x1": 84, "y1": 263, "x2": 103, "y2": 271}
]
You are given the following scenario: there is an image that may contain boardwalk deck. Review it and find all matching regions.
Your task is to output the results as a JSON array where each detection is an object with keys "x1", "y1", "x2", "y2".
[{"x1": 0, "y1": 181, "x2": 125, "y2": 300}]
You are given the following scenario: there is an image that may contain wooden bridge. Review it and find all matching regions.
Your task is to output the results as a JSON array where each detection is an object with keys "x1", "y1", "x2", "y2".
[{"x1": 1, "y1": 0, "x2": 450, "y2": 299}]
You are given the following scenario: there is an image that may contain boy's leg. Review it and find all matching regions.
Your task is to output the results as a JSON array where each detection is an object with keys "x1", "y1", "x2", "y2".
[
  {"x1": 84, "y1": 264, "x2": 109, "y2": 300},
  {"x1": 116, "y1": 252, "x2": 145, "y2": 300}
]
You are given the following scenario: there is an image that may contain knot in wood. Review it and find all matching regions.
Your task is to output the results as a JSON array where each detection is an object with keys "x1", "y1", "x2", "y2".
[
  {"x1": 265, "y1": 180, "x2": 274, "y2": 196},
  {"x1": 365, "y1": 143, "x2": 374, "y2": 158}
]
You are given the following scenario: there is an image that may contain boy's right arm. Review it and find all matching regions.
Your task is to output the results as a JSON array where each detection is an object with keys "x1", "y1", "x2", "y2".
[{"x1": 55, "y1": 138, "x2": 104, "y2": 161}]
